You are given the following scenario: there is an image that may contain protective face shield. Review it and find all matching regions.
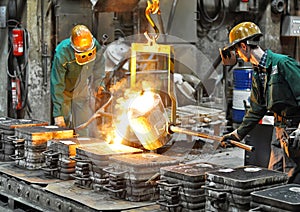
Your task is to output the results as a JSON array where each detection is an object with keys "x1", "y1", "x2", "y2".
[
  {"x1": 74, "y1": 46, "x2": 96, "y2": 65},
  {"x1": 70, "y1": 25, "x2": 96, "y2": 65}
]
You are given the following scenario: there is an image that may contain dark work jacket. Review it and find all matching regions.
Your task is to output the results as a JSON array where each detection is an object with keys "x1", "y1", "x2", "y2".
[
  {"x1": 237, "y1": 49, "x2": 300, "y2": 139},
  {"x1": 50, "y1": 38, "x2": 105, "y2": 118}
]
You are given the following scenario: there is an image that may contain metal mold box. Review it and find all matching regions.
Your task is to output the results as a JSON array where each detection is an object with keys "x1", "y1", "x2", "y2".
[
  {"x1": 206, "y1": 166, "x2": 288, "y2": 189},
  {"x1": 160, "y1": 162, "x2": 225, "y2": 182},
  {"x1": 251, "y1": 184, "x2": 300, "y2": 211},
  {"x1": 0, "y1": 119, "x2": 48, "y2": 130},
  {"x1": 15, "y1": 126, "x2": 74, "y2": 145},
  {"x1": 76, "y1": 142, "x2": 143, "y2": 161}
]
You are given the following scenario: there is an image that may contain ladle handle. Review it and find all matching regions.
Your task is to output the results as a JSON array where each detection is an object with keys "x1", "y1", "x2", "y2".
[
  {"x1": 169, "y1": 125, "x2": 254, "y2": 152},
  {"x1": 227, "y1": 140, "x2": 254, "y2": 152}
]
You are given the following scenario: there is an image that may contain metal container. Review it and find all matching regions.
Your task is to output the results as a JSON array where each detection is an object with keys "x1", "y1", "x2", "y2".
[
  {"x1": 232, "y1": 67, "x2": 253, "y2": 123},
  {"x1": 251, "y1": 184, "x2": 300, "y2": 211},
  {"x1": 0, "y1": 118, "x2": 48, "y2": 161},
  {"x1": 128, "y1": 92, "x2": 170, "y2": 150},
  {"x1": 204, "y1": 166, "x2": 289, "y2": 212},
  {"x1": 161, "y1": 162, "x2": 225, "y2": 183},
  {"x1": 159, "y1": 162, "x2": 225, "y2": 211},
  {"x1": 0, "y1": 118, "x2": 48, "y2": 131},
  {"x1": 47, "y1": 137, "x2": 103, "y2": 158},
  {"x1": 75, "y1": 141, "x2": 143, "y2": 162},
  {"x1": 105, "y1": 153, "x2": 179, "y2": 201},
  {"x1": 43, "y1": 137, "x2": 104, "y2": 180},
  {"x1": 73, "y1": 141, "x2": 143, "y2": 189},
  {"x1": 12, "y1": 126, "x2": 74, "y2": 170}
]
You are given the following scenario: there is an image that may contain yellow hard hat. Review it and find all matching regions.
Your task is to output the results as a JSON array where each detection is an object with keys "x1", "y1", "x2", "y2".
[
  {"x1": 70, "y1": 25, "x2": 96, "y2": 65},
  {"x1": 225, "y1": 22, "x2": 262, "y2": 50},
  {"x1": 70, "y1": 25, "x2": 94, "y2": 52}
]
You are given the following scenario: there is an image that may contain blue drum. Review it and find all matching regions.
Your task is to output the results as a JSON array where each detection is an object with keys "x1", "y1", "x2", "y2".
[{"x1": 232, "y1": 68, "x2": 253, "y2": 123}]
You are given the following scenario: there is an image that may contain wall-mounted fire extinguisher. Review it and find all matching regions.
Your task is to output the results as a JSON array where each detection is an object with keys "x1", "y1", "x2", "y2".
[
  {"x1": 12, "y1": 28, "x2": 24, "y2": 56},
  {"x1": 7, "y1": 17, "x2": 31, "y2": 118}
]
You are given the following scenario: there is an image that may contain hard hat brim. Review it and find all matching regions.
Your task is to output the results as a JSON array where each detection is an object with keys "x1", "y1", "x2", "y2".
[{"x1": 223, "y1": 33, "x2": 262, "y2": 51}]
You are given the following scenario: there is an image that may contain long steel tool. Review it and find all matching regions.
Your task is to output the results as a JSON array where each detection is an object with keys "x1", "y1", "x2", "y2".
[{"x1": 169, "y1": 125, "x2": 254, "y2": 152}]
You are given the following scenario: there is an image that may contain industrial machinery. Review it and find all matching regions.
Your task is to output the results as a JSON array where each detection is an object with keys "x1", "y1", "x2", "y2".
[{"x1": 78, "y1": 0, "x2": 253, "y2": 152}]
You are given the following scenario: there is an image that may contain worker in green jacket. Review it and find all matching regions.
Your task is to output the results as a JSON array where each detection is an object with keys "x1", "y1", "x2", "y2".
[
  {"x1": 220, "y1": 22, "x2": 300, "y2": 183},
  {"x1": 50, "y1": 25, "x2": 106, "y2": 136}
]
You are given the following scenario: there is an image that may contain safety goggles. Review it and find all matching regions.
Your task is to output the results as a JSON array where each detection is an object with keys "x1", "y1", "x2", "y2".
[{"x1": 74, "y1": 46, "x2": 96, "y2": 65}]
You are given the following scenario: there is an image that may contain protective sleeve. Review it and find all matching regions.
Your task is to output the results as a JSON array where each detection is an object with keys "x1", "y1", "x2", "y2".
[
  {"x1": 278, "y1": 57, "x2": 300, "y2": 105},
  {"x1": 236, "y1": 101, "x2": 267, "y2": 139},
  {"x1": 50, "y1": 49, "x2": 67, "y2": 118}
]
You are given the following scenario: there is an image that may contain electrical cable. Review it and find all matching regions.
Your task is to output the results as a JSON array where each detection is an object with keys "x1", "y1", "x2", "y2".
[
  {"x1": 199, "y1": 0, "x2": 221, "y2": 23},
  {"x1": 20, "y1": 28, "x2": 30, "y2": 111},
  {"x1": 197, "y1": 0, "x2": 226, "y2": 33},
  {"x1": 6, "y1": 19, "x2": 19, "y2": 28},
  {"x1": 114, "y1": 28, "x2": 126, "y2": 38},
  {"x1": 6, "y1": 19, "x2": 20, "y2": 78}
]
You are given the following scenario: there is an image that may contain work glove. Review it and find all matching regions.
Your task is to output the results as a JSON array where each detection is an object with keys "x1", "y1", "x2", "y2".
[
  {"x1": 95, "y1": 86, "x2": 105, "y2": 97},
  {"x1": 220, "y1": 129, "x2": 240, "y2": 148},
  {"x1": 95, "y1": 86, "x2": 111, "y2": 111},
  {"x1": 290, "y1": 129, "x2": 300, "y2": 149},
  {"x1": 54, "y1": 116, "x2": 66, "y2": 128}
]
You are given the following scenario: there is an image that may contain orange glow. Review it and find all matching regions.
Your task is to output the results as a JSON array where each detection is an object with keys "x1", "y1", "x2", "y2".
[
  {"x1": 100, "y1": 78, "x2": 144, "y2": 146},
  {"x1": 127, "y1": 91, "x2": 169, "y2": 150},
  {"x1": 98, "y1": 73, "x2": 168, "y2": 150},
  {"x1": 129, "y1": 91, "x2": 156, "y2": 114}
]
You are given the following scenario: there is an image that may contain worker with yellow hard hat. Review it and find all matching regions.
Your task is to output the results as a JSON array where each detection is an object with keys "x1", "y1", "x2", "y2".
[
  {"x1": 50, "y1": 25, "x2": 106, "y2": 136},
  {"x1": 221, "y1": 22, "x2": 300, "y2": 184}
]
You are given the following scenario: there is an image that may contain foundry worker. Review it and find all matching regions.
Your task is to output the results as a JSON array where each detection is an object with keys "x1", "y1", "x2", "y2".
[
  {"x1": 220, "y1": 22, "x2": 300, "y2": 183},
  {"x1": 50, "y1": 24, "x2": 106, "y2": 136}
]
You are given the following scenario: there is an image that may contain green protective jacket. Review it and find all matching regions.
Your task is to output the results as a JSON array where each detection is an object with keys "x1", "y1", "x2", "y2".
[
  {"x1": 50, "y1": 38, "x2": 105, "y2": 119},
  {"x1": 237, "y1": 49, "x2": 300, "y2": 139}
]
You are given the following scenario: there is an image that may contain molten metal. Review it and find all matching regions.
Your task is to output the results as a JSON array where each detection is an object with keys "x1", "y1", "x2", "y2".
[{"x1": 128, "y1": 91, "x2": 169, "y2": 150}]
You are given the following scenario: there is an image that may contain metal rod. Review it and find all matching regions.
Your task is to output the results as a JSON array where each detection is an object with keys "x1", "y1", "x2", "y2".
[
  {"x1": 75, "y1": 92, "x2": 113, "y2": 130},
  {"x1": 203, "y1": 54, "x2": 222, "y2": 80},
  {"x1": 169, "y1": 125, "x2": 254, "y2": 152},
  {"x1": 166, "y1": 0, "x2": 178, "y2": 34}
]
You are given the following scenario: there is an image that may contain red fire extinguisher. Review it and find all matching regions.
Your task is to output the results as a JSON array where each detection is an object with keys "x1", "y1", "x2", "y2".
[
  {"x1": 11, "y1": 78, "x2": 22, "y2": 110},
  {"x1": 12, "y1": 28, "x2": 24, "y2": 56}
]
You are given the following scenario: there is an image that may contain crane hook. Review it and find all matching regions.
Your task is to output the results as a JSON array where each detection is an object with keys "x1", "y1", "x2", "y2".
[{"x1": 145, "y1": 0, "x2": 160, "y2": 43}]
